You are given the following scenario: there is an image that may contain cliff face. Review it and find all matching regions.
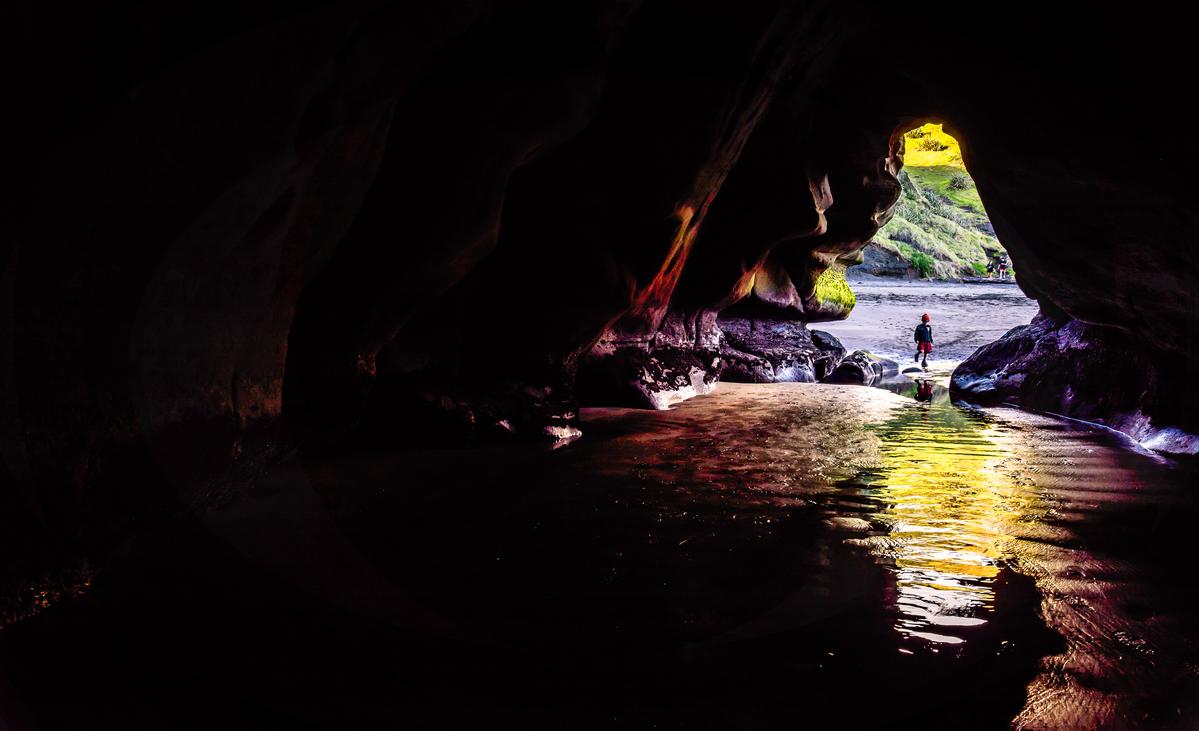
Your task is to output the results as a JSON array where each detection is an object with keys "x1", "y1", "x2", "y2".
[{"x1": 3, "y1": 2, "x2": 1198, "y2": 554}]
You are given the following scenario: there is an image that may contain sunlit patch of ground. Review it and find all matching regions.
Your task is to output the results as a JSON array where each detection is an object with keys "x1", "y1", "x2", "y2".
[
  {"x1": 902, "y1": 122, "x2": 964, "y2": 168},
  {"x1": 816, "y1": 279, "x2": 1040, "y2": 365}
]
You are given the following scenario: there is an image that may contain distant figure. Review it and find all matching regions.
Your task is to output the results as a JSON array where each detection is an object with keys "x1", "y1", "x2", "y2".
[
  {"x1": 916, "y1": 379, "x2": 935, "y2": 402},
  {"x1": 997, "y1": 257, "x2": 1009, "y2": 279},
  {"x1": 914, "y1": 312, "x2": 934, "y2": 368},
  {"x1": 985, "y1": 261, "x2": 995, "y2": 279}
]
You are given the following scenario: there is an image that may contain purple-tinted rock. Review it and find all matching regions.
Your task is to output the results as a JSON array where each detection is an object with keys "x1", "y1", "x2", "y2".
[{"x1": 952, "y1": 313, "x2": 1199, "y2": 453}]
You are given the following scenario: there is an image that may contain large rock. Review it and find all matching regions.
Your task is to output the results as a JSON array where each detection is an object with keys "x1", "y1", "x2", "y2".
[
  {"x1": 951, "y1": 313, "x2": 1199, "y2": 453},
  {"x1": 850, "y1": 243, "x2": 916, "y2": 279},
  {"x1": 824, "y1": 350, "x2": 900, "y2": 386},
  {"x1": 577, "y1": 347, "x2": 721, "y2": 410},
  {"x1": 718, "y1": 317, "x2": 846, "y2": 383}
]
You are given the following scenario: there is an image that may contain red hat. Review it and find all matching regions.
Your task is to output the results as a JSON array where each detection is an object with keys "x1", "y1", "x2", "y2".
[{"x1": 921, "y1": 313, "x2": 931, "y2": 321}]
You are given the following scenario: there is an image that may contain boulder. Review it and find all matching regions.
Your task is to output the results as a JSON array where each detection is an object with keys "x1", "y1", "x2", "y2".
[
  {"x1": 824, "y1": 350, "x2": 899, "y2": 386},
  {"x1": 810, "y1": 329, "x2": 848, "y2": 362},
  {"x1": 951, "y1": 313, "x2": 1199, "y2": 453},
  {"x1": 577, "y1": 347, "x2": 721, "y2": 410},
  {"x1": 718, "y1": 347, "x2": 778, "y2": 384},
  {"x1": 849, "y1": 243, "x2": 915, "y2": 279},
  {"x1": 718, "y1": 317, "x2": 845, "y2": 383}
]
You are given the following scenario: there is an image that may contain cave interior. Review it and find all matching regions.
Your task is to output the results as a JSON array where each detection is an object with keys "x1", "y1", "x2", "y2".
[{"x1": 3, "y1": 2, "x2": 1199, "y2": 727}]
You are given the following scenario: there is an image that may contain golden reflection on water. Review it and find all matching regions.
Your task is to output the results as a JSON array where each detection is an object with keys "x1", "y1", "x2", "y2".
[
  {"x1": 852, "y1": 388, "x2": 1042, "y2": 645},
  {"x1": 585, "y1": 382, "x2": 1196, "y2": 726}
]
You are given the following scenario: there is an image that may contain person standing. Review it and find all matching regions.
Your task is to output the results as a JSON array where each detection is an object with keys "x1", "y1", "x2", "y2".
[{"x1": 914, "y1": 313, "x2": 934, "y2": 368}]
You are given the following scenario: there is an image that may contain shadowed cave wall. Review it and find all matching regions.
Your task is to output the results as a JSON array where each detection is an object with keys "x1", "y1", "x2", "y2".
[{"x1": 3, "y1": 1, "x2": 1198, "y2": 565}]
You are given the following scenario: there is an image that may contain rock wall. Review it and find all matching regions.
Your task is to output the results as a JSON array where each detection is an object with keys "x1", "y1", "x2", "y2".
[
  {"x1": 3, "y1": 1, "x2": 1199, "y2": 561},
  {"x1": 3, "y1": 3, "x2": 475, "y2": 564}
]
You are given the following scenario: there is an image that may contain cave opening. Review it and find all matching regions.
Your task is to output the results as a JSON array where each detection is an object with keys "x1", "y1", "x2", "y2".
[
  {"x1": 818, "y1": 121, "x2": 1037, "y2": 383},
  {"x1": 878, "y1": 122, "x2": 1008, "y2": 281}
]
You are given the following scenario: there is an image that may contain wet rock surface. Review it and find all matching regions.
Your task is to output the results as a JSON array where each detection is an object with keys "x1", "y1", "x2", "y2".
[
  {"x1": 578, "y1": 322, "x2": 847, "y2": 406},
  {"x1": 825, "y1": 350, "x2": 900, "y2": 385},
  {"x1": 718, "y1": 318, "x2": 845, "y2": 384},
  {"x1": 578, "y1": 346, "x2": 722, "y2": 410},
  {"x1": 951, "y1": 313, "x2": 1199, "y2": 453}
]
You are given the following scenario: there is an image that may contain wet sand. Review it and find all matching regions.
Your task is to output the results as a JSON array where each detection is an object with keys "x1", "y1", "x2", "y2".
[
  {"x1": 4, "y1": 383, "x2": 1195, "y2": 728},
  {"x1": 816, "y1": 278, "x2": 1040, "y2": 374}
]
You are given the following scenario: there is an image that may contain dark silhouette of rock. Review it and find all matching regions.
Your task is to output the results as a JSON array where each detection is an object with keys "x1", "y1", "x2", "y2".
[
  {"x1": 577, "y1": 347, "x2": 721, "y2": 410},
  {"x1": 718, "y1": 318, "x2": 846, "y2": 384},
  {"x1": 951, "y1": 314, "x2": 1199, "y2": 453}
]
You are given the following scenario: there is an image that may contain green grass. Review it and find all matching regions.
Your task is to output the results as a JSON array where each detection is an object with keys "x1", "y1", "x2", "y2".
[
  {"x1": 813, "y1": 265, "x2": 856, "y2": 309},
  {"x1": 909, "y1": 252, "x2": 934, "y2": 278},
  {"x1": 905, "y1": 166, "x2": 986, "y2": 217},
  {"x1": 870, "y1": 124, "x2": 1010, "y2": 279}
]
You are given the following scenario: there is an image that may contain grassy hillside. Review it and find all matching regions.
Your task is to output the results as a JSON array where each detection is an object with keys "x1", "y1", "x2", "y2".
[
  {"x1": 871, "y1": 124, "x2": 1008, "y2": 279},
  {"x1": 900, "y1": 122, "x2": 961, "y2": 167}
]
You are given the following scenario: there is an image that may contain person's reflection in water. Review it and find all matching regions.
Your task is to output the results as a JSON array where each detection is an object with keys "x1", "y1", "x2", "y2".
[{"x1": 915, "y1": 379, "x2": 934, "y2": 402}]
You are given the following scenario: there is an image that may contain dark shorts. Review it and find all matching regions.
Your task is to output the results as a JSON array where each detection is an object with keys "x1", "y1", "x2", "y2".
[{"x1": 917, "y1": 342, "x2": 934, "y2": 353}]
